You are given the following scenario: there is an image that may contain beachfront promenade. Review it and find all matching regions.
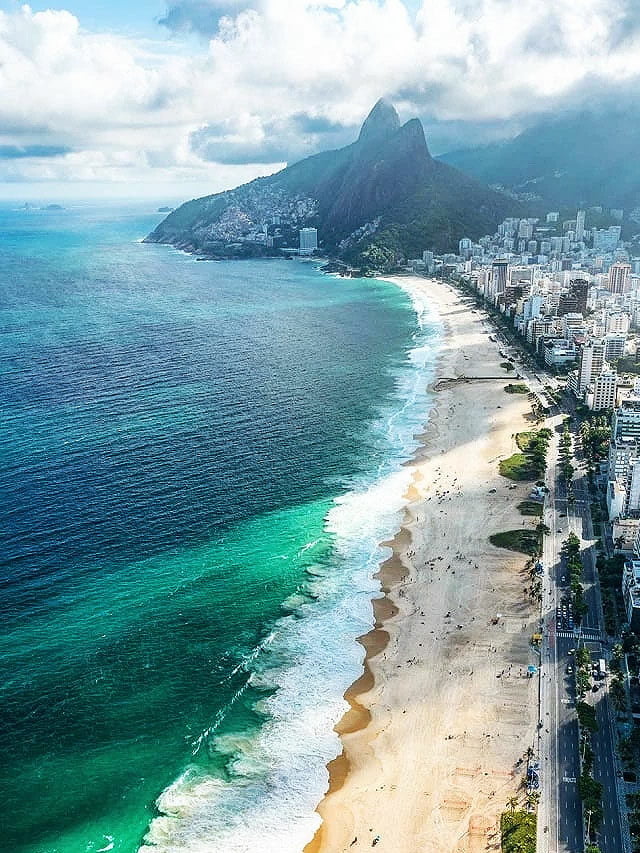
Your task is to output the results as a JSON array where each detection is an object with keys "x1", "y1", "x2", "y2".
[{"x1": 491, "y1": 323, "x2": 627, "y2": 853}]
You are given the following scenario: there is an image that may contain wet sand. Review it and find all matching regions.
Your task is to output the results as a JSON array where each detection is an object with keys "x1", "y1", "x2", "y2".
[{"x1": 304, "y1": 276, "x2": 539, "y2": 853}]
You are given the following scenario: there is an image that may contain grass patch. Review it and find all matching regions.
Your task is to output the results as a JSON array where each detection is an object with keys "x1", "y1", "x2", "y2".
[
  {"x1": 517, "y1": 500, "x2": 544, "y2": 517},
  {"x1": 504, "y1": 383, "x2": 530, "y2": 394},
  {"x1": 616, "y1": 356, "x2": 640, "y2": 376},
  {"x1": 490, "y1": 530, "x2": 541, "y2": 555},
  {"x1": 501, "y1": 810, "x2": 536, "y2": 853},
  {"x1": 499, "y1": 453, "x2": 539, "y2": 481},
  {"x1": 516, "y1": 431, "x2": 536, "y2": 451},
  {"x1": 501, "y1": 361, "x2": 515, "y2": 371},
  {"x1": 501, "y1": 429, "x2": 550, "y2": 481}
]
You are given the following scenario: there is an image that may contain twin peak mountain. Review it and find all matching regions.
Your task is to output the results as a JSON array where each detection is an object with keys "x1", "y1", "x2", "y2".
[{"x1": 146, "y1": 100, "x2": 517, "y2": 267}]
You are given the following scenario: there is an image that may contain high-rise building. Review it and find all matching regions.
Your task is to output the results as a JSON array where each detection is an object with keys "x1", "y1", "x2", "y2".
[
  {"x1": 299, "y1": 228, "x2": 318, "y2": 254},
  {"x1": 613, "y1": 396, "x2": 640, "y2": 441},
  {"x1": 605, "y1": 333, "x2": 626, "y2": 364},
  {"x1": 518, "y1": 220, "x2": 533, "y2": 239},
  {"x1": 609, "y1": 389, "x2": 640, "y2": 518},
  {"x1": 558, "y1": 292, "x2": 578, "y2": 316},
  {"x1": 562, "y1": 313, "x2": 586, "y2": 340},
  {"x1": 570, "y1": 279, "x2": 589, "y2": 315},
  {"x1": 587, "y1": 369, "x2": 617, "y2": 411},
  {"x1": 575, "y1": 209, "x2": 586, "y2": 241},
  {"x1": 593, "y1": 226, "x2": 621, "y2": 252},
  {"x1": 491, "y1": 260, "x2": 509, "y2": 297},
  {"x1": 578, "y1": 339, "x2": 606, "y2": 396},
  {"x1": 607, "y1": 312, "x2": 631, "y2": 334},
  {"x1": 609, "y1": 262, "x2": 631, "y2": 295},
  {"x1": 509, "y1": 267, "x2": 534, "y2": 286},
  {"x1": 523, "y1": 294, "x2": 545, "y2": 322}
]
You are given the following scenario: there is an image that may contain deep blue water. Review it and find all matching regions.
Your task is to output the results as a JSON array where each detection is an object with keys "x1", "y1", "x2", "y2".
[{"x1": 0, "y1": 202, "x2": 438, "y2": 853}]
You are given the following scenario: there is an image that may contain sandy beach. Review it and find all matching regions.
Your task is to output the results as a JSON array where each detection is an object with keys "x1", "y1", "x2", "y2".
[{"x1": 304, "y1": 276, "x2": 540, "y2": 853}]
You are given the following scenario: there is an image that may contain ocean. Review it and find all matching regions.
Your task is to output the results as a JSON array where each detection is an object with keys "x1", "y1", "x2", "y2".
[{"x1": 0, "y1": 202, "x2": 441, "y2": 853}]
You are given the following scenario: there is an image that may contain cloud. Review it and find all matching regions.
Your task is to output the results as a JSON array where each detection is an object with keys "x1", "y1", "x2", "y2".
[
  {"x1": 190, "y1": 112, "x2": 353, "y2": 164},
  {"x1": 3, "y1": 0, "x2": 640, "y2": 194}
]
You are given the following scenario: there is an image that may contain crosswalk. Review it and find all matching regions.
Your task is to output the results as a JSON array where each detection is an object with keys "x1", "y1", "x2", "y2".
[{"x1": 556, "y1": 629, "x2": 601, "y2": 640}]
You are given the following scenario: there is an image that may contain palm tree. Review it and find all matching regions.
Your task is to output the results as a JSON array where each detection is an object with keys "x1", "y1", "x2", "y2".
[{"x1": 506, "y1": 796, "x2": 518, "y2": 813}]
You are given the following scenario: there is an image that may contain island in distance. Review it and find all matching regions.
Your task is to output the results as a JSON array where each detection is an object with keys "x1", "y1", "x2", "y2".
[
  {"x1": 21, "y1": 202, "x2": 65, "y2": 211},
  {"x1": 145, "y1": 99, "x2": 520, "y2": 270}
]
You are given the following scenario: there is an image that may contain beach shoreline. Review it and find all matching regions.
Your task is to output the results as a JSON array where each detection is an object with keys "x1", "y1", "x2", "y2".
[{"x1": 304, "y1": 276, "x2": 540, "y2": 853}]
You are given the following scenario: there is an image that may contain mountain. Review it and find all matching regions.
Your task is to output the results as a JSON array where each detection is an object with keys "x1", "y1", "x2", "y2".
[
  {"x1": 145, "y1": 100, "x2": 519, "y2": 265},
  {"x1": 439, "y1": 109, "x2": 640, "y2": 211}
]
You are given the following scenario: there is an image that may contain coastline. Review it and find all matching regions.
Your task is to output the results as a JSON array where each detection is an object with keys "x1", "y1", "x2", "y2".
[{"x1": 305, "y1": 276, "x2": 539, "y2": 853}]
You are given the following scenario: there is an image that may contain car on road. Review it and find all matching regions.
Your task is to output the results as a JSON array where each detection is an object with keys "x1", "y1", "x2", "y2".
[
  {"x1": 557, "y1": 528, "x2": 562, "y2": 533},
  {"x1": 567, "y1": 665, "x2": 573, "y2": 674},
  {"x1": 561, "y1": 575, "x2": 566, "y2": 582}
]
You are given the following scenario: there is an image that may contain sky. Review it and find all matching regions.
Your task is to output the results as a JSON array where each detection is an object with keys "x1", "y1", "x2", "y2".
[{"x1": 1, "y1": 0, "x2": 640, "y2": 200}]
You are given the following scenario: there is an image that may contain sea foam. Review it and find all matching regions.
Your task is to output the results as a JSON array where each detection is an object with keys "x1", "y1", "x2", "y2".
[{"x1": 139, "y1": 278, "x2": 441, "y2": 853}]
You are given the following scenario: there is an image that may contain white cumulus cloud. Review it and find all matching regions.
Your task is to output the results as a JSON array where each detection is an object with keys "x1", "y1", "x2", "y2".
[{"x1": 1, "y1": 0, "x2": 640, "y2": 195}]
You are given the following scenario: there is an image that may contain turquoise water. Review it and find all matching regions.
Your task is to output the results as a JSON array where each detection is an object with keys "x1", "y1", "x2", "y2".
[{"x1": 0, "y1": 203, "x2": 440, "y2": 853}]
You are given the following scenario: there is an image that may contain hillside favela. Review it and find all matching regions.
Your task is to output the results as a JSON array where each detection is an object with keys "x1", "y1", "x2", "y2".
[{"x1": 4, "y1": 4, "x2": 640, "y2": 853}]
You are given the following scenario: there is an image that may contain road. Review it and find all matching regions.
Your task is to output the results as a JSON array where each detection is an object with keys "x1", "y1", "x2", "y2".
[
  {"x1": 485, "y1": 317, "x2": 627, "y2": 853},
  {"x1": 570, "y1": 435, "x2": 627, "y2": 853},
  {"x1": 538, "y1": 413, "x2": 584, "y2": 853}
]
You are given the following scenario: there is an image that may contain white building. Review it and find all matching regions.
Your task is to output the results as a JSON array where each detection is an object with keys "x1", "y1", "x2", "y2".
[
  {"x1": 586, "y1": 369, "x2": 617, "y2": 411},
  {"x1": 622, "y1": 560, "x2": 640, "y2": 630},
  {"x1": 523, "y1": 294, "x2": 545, "y2": 322},
  {"x1": 608, "y1": 479, "x2": 627, "y2": 521},
  {"x1": 608, "y1": 447, "x2": 640, "y2": 519},
  {"x1": 562, "y1": 313, "x2": 586, "y2": 340},
  {"x1": 593, "y1": 226, "x2": 622, "y2": 253},
  {"x1": 543, "y1": 340, "x2": 577, "y2": 368},
  {"x1": 299, "y1": 228, "x2": 318, "y2": 255},
  {"x1": 518, "y1": 221, "x2": 534, "y2": 239},
  {"x1": 606, "y1": 312, "x2": 631, "y2": 334},
  {"x1": 576, "y1": 209, "x2": 586, "y2": 242},
  {"x1": 577, "y1": 339, "x2": 606, "y2": 396}
]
